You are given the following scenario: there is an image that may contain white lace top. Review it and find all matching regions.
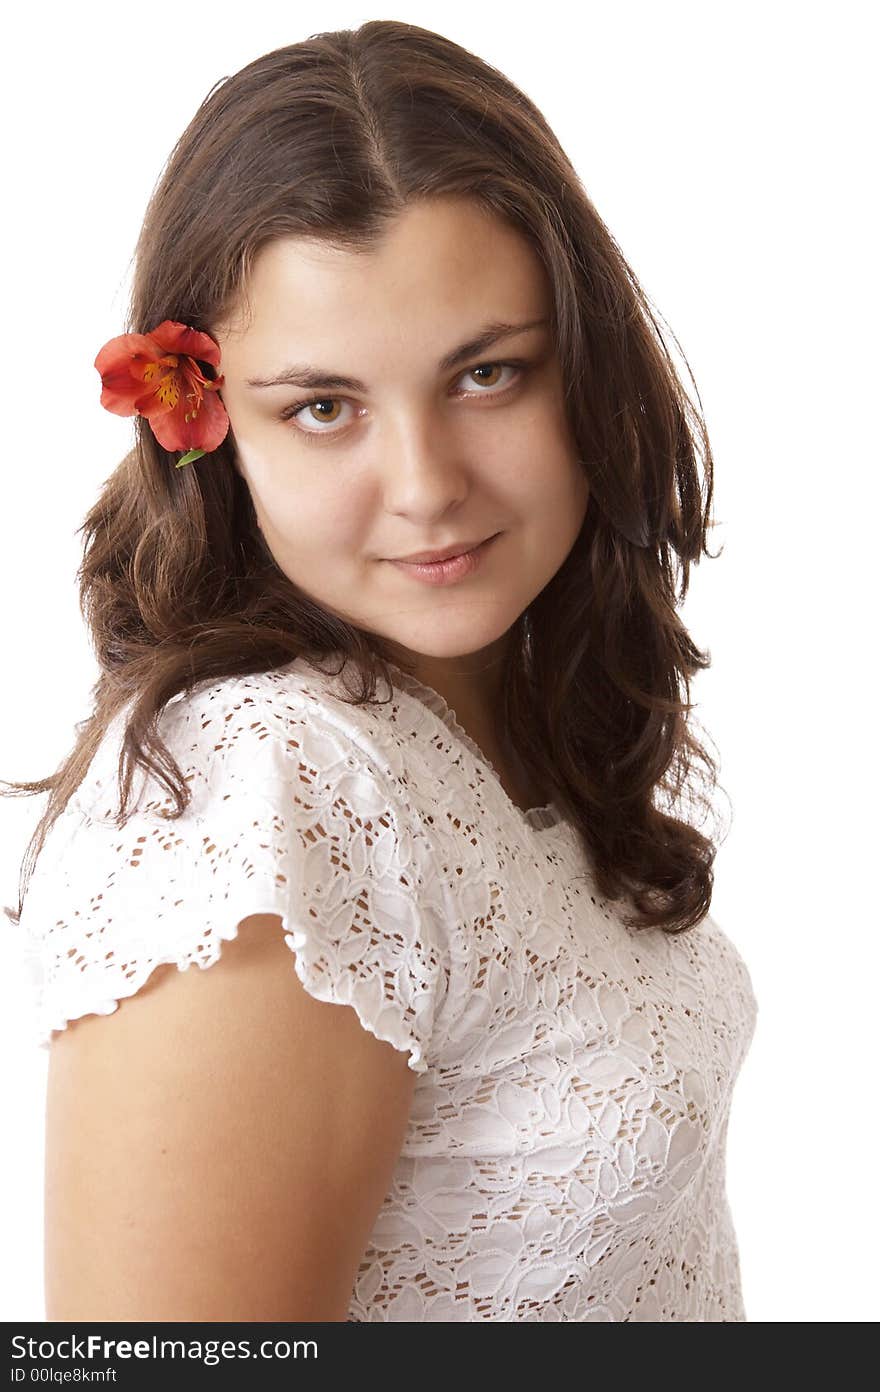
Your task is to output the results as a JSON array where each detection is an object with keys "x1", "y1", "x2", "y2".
[{"x1": 14, "y1": 655, "x2": 758, "y2": 1321}]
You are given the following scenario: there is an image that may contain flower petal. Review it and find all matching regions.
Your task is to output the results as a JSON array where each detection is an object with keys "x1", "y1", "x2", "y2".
[
  {"x1": 148, "y1": 320, "x2": 222, "y2": 371},
  {"x1": 94, "y1": 332, "x2": 169, "y2": 415},
  {"x1": 146, "y1": 379, "x2": 230, "y2": 453},
  {"x1": 94, "y1": 331, "x2": 166, "y2": 375}
]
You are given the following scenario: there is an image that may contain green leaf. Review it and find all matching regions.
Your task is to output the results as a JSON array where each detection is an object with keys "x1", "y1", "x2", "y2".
[{"x1": 175, "y1": 448, "x2": 207, "y2": 469}]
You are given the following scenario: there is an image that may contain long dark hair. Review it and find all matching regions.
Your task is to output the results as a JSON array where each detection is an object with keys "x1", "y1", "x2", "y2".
[{"x1": 2, "y1": 19, "x2": 727, "y2": 935}]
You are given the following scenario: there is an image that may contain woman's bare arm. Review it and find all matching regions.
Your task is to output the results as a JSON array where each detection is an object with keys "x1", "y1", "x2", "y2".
[{"x1": 44, "y1": 911, "x2": 419, "y2": 1321}]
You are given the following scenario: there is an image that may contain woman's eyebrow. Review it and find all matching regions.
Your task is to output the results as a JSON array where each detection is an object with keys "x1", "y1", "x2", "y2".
[{"x1": 244, "y1": 317, "x2": 550, "y2": 391}]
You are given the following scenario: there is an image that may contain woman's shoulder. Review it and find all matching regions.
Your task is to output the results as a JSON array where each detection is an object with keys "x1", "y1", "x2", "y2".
[
  {"x1": 19, "y1": 656, "x2": 457, "y2": 1063},
  {"x1": 174, "y1": 656, "x2": 402, "y2": 771},
  {"x1": 74, "y1": 657, "x2": 405, "y2": 823}
]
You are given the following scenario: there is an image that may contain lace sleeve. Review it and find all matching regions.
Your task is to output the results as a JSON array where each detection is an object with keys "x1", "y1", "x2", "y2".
[{"x1": 17, "y1": 677, "x2": 449, "y2": 1074}]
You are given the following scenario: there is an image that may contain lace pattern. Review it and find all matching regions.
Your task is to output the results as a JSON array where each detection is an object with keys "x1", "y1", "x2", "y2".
[{"x1": 14, "y1": 655, "x2": 758, "y2": 1320}]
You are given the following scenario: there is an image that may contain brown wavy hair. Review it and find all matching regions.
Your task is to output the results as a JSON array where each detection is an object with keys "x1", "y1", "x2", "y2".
[{"x1": 2, "y1": 19, "x2": 728, "y2": 935}]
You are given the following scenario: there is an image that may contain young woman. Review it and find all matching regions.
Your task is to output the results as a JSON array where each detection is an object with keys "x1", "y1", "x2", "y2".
[{"x1": 3, "y1": 20, "x2": 758, "y2": 1322}]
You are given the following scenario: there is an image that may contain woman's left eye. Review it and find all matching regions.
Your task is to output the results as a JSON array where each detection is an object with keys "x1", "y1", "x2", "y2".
[
  {"x1": 277, "y1": 359, "x2": 528, "y2": 441},
  {"x1": 460, "y1": 361, "x2": 520, "y2": 392}
]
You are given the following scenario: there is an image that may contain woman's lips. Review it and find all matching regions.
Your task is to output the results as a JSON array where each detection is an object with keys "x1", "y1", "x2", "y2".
[{"x1": 386, "y1": 533, "x2": 500, "y2": 586}]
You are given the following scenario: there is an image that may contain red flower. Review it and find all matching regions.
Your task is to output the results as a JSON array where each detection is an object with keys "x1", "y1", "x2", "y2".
[{"x1": 95, "y1": 319, "x2": 229, "y2": 464}]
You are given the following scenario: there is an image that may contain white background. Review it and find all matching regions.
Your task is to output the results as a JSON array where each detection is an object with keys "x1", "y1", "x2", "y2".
[{"x1": 1, "y1": 1, "x2": 876, "y2": 1323}]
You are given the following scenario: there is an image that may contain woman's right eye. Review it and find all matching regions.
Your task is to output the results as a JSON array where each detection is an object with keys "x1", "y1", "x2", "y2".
[{"x1": 278, "y1": 396, "x2": 353, "y2": 432}]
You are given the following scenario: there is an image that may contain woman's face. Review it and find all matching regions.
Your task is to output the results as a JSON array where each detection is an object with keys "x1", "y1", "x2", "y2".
[{"x1": 212, "y1": 196, "x2": 589, "y2": 691}]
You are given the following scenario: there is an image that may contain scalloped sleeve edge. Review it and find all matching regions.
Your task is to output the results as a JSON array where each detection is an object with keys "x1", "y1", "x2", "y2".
[{"x1": 27, "y1": 906, "x2": 430, "y2": 1075}]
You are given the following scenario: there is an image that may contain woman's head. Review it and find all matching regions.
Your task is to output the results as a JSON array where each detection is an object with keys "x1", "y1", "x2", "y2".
[
  {"x1": 213, "y1": 195, "x2": 589, "y2": 676},
  {"x1": 4, "y1": 20, "x2": 725, "y2": 934}
]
